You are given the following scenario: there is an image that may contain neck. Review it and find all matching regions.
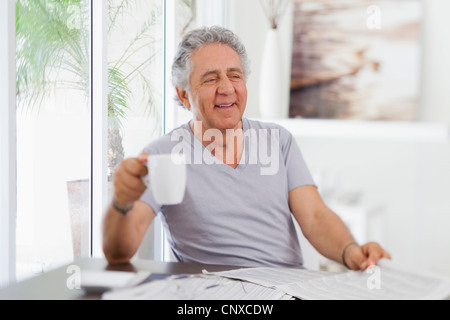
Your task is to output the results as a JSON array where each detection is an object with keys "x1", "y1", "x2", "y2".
[
  {"x1": 189, "y1": 120, "x2": 244, "y2": 168},
  {"x1": 190, "y1": 120, "x2": 243, "y2": 147}
]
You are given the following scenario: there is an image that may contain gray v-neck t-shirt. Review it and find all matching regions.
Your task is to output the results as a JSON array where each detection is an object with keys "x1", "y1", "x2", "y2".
[{"x1": 141, "y1": 118, "x2": 315, "y2": 268}]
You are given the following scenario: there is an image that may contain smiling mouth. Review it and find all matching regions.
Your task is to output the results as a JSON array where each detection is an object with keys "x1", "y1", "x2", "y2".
[{"x1": 215, "y1": 103, "x2": 235, "y2": 108}]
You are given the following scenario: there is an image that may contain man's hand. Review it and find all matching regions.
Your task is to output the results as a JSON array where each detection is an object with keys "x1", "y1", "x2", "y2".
[
  {"x1": 344, "y1": 242, "x2": 391, "y2": 271},
  {"x1": 113, "y1": 152, "x2": 149, "y2": 208},
  {"x1": 103, "y1": 153, "x2": 156, "y2": 265}
]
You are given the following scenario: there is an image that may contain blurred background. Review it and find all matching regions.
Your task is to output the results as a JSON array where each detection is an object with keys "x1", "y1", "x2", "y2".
[
  {"x1": 229, "y1": 0, "x2": 450, "y2": 275},
  {"x1": 8, "y1": 0, "x2": 450, "y2": 284}
]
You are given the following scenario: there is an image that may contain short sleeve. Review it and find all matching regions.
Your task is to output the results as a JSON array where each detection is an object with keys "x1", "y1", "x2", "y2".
[{"x1": 280, "y1": 127, "x2": 316, "y2": 192}]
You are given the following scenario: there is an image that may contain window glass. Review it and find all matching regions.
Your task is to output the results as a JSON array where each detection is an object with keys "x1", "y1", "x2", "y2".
[
  {"x1": 15, "y1": 0, "x2": 166, "y2": 279},
  {"x1": 14, "y1": 0, "x2": 196, "y2": 277},
  {"x1": 107, "y1": 0, "x2": 164, "y2": 175},
  {"x1": 15, "y1": 0, "x2": 92, "y2": 280},
  {"x1": 107, "y1": 0, "x2": 164, "y2": 259}
]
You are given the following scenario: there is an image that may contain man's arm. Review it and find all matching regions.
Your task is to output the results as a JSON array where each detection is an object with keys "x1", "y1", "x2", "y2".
[
  {"x1": 103, "y1": 201, "x2": 155, "y2": 264},
  {"x1": 102, "y1": 155, "x2": 156, "y2": 265},
  {"x1": 289, "y1": 185, "x2": 390, "y2": 270}
]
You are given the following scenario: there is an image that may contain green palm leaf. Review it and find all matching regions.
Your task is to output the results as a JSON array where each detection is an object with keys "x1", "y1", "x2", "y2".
[{"x1": 16, "y1": 0, "x2": 162, "y2": 176}]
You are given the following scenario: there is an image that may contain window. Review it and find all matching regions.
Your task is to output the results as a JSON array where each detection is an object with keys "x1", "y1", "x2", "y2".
[
  {"x1": 2, "y1": 0, "x2": 223, "y2": 285},
  {"x1": 107, "y1": 0, "x2": 164, "y2": 185},
  {"x1": 107, "y1": 0, "x2": 165, "y2": 259},
  {"x1": 14, "y1": 0, "x2": 166, "y2": 281},
  {"x1": 15, "y1": 0, "x2": 92, "y2": 280}
]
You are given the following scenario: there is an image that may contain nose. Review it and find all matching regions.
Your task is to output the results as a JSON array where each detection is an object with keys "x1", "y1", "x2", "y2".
[{"x1": 217, "y1": 77, "x2": 234, "y2": 95}]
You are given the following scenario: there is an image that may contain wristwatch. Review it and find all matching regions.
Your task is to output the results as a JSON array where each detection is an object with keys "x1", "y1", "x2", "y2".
[{"x1": 113, "y1": 200, "x2": 135, "y2": 216}]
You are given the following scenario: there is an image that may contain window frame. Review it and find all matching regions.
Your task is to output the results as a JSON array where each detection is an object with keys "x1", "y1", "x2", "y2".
[
  {"x1": 91, "y1": 0, "x2": 109, "y2": 258},
  {"x1": 0, "y1": 0, "x2": 17, "y2": 288}
]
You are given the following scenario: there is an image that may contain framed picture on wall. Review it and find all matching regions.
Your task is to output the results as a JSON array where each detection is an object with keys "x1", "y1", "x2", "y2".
[{"x1": 289, "y1": 0, "x2": 423, "y2": 121}]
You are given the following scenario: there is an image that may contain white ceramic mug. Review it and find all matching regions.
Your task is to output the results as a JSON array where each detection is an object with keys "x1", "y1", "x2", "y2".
[{"x1": 143, "y1": 154, "x2": 186, "y2": 205}]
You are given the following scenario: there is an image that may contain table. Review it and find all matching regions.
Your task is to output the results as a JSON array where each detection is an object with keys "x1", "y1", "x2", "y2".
[{"x1": 0, "y1": 259, "x2": 241, "y2": 300}]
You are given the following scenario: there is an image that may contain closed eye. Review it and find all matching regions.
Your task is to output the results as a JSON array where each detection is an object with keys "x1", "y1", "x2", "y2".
[
  {"x1": 201, "y1": 70, "x2": 220, "y2": 84},
  {"x1": 204, "y1": 78, "x2": 217, "y2": 84},
  {"x1": 228, "y1": 71, "x2": 243, "y2": 81}
]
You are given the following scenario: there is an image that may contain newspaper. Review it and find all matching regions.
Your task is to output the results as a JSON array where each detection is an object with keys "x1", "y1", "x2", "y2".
[
  {"x1": 101, "y1": 259, "x2": 450, "y2": 300},
  {"x1": 211, "y1": 259, "x2": 450, "y2": 300},
  {"x1": 102, "y1": 274, "x2": 289, "y2": 300}
]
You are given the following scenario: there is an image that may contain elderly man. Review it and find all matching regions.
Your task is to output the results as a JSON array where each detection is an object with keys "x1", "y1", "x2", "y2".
[{"x1": 103, "y1": 26, "x2": 390, "y2": 270}]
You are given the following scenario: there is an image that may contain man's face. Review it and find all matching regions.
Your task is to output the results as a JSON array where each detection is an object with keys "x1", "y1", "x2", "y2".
[{"x1": 177, "y1": 43, "x2": 248, "y2": 132}]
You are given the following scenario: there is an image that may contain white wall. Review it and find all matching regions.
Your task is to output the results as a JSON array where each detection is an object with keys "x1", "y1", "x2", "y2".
[
  {"x1": 227, "y1": 0, "x2": 450, "y2": 276},
  {"x1": 420, "y1": 0, "x2": 450, "y2": 124},
  {"x1": 297, "y1": 136, "x2": 450, "y2": 276},
  {"x1": 227, "y1": 0, "x2": 294, "y2": 118}
]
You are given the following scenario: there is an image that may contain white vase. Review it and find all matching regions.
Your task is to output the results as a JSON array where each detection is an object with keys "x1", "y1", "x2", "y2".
[{"x1": 259, "y1": 29, "x2": 289, "y2": 119}]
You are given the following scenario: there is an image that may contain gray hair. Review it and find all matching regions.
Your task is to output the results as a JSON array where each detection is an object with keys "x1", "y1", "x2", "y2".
[{"x1": 171, "y1": 26, "x2": 251, "y2": 104}]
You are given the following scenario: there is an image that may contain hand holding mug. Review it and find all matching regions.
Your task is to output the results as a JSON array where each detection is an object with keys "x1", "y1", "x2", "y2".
[
  {"x1": 114, "y1": 152, "x2": 187, "y2": 210},
  {"x1": 113, "y1": 152, "x2": 149, "y2": 208}
]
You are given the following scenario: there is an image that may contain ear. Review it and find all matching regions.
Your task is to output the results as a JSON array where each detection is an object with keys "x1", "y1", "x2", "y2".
[{"x1": 176, "y1": 87, "x2": 191, "y2": 110}]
